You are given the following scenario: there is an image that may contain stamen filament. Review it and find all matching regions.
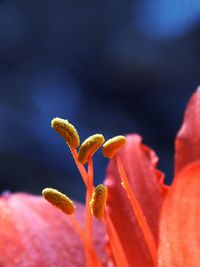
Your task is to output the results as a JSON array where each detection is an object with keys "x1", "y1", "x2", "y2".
[
  {"x1": 70, "y1": 147, "x2": 88, "y2": 186},
  {"x1": 115, "y1": 155, "x2": 157, "y2": 267},
  {"x1": 85, "y1": 158, "x2": 94, "y2": 247},
  {"x1": 103, "y1": 211, "x2": 130, "y2": 267},
  {"x1": 69, "y1": 148, "x2": 97, "y2": 267},
  {"x1": 69, "y1": 215, "x2": 103, "y2": 267}
]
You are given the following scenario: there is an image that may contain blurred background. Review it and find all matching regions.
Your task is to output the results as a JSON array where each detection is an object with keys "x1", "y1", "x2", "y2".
[{"x1": 0, "y1": 0, "x2": 200, "y2": 201}]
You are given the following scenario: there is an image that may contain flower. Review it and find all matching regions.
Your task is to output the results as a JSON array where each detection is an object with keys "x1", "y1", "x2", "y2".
[
  {"x1": 0, "y1": 89, "x2": 200, "y2": 267},
  {"x1": 158, "y1": 88, "x2": 200, "y2": 267}
]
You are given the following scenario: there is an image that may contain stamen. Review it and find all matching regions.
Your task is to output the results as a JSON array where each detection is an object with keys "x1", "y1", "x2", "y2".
[
  {"x1": 43, "y1": 188, "x2": 103, "y2": 266},
  {"x1": 78, "y1": 134, "x2": 105, "y2": 164},
  {"x1": 67, "y1": 140, "x2": 95, "y2": 259},
  {"x1": 67, "y1": 144, "x2": 96, "y2": 265},
  {"x1": 42, "y1": 188, "x2": 75, "y2": 215},
  {"x1": 48, "y1": 119, "x2": 107, "y2": 267},
  {"x1": 102, "y1": 136, "x2": 126, "y2": 158},
  {"x1": 90, "y1": 184, "x2": 107, "y2": 219},
  {"x1": 51, "y1": 117, "x2": 80, "y2": 148},
  {"x1": 115, "y1": 155, "x2": 157, "y2": 267},
  {"x1": 49, "y1": 118, "x2": 148, "y2": 266}
]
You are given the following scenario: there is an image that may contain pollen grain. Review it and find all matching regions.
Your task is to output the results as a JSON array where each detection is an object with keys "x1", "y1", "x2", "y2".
[
  {"x1": 90, "y1": 184, "x2": 107, "y2": 219},
  {"x1": 42, "y1": 188, "x2": 75, "y2": 215},
  {"x1": 78, "y1": 134, "x2": 105, "y2": 164},
  {"x1": 51, "y1": 117, "x2": 80, "y2": 148},
  {"x1": 102, "y1": 135, "x2": 126, "y2": 158}
]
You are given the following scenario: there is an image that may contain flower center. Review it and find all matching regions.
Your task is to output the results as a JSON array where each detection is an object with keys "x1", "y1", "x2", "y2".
[{"x1": 43, "y1": 118, "x2": 157, "y2": 267}]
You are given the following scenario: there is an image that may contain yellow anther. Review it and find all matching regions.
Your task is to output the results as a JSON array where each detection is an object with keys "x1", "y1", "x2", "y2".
[
  {"x1": 42, "y1": 188, "x2": 75, "y2": 215},
  {"x1": 90, "y1": 184, "x2": 107, "y2": 219},
  {"x1": 78, "y1": 134, "x2": 105, "y2": 164},
  {"x1": 51, "y1": 117, "x2": 80, "y2": 148},
  {"x1": 102, "y1": 135, "x2": 126, "y2": 158}
]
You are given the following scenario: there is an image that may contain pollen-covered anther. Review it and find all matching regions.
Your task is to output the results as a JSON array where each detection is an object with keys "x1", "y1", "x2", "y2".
[
  {"x1": 78, "y1": 134, "x2": 105, "y2": 164},
  {"x1": 90, "y1": 184, "x2": 108, "y2": 219},
  {"x1": 102, "y1": 135, "x2": 126, "y2": 158},
  {"x1": 51, "y1": 117, "x2": 80, "y2": 148},
  {"x1": 42, "y1": 188, "x2": 75, "y2": 215}
]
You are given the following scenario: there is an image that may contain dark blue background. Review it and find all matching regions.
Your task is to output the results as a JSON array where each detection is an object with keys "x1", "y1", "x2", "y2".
[{"x1": 0, "y1": 0, "x2": 200, "y2": 201}]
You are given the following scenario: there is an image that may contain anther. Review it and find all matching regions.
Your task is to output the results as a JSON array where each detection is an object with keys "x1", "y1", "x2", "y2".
[
  {"x1": 42, "y1": 188, "x2": 75, "y2": 215},
  {"x1": 51, "y1": 117, "x2": 80, "y2": 148},
  {"x1": 90, "y1": 184, "x2": 107, "y2": 219},
  {"x1": 78, "y1": 134, "x2": 105, "y2": 164},
  {"x1": 102, "y1": 136, "x2": 126, "y2": 158}
]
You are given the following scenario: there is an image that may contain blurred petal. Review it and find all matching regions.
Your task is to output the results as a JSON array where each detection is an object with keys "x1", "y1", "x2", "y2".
[
  {"x1": 158, "y1": 160, "x2": 200, "y2": 267},
  {"x1": 0, "y1": 193, "x2": 108, "y2": 267},
  {"x1": 175, "y1": 88, "x2": 200, "y2": 174},
  {"x1": 104, "y1": 134, "x2": 167, "y2": 267}
]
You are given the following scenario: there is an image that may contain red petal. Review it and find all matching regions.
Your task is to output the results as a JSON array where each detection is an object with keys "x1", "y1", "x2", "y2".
[
  {"x1": 158, "y1": 160, "x2": 200, "y2": 267},
  {"x1": 104, "y1": 134, "x2": 167, "y2": 267},
  {"x1": 175, "y1": 89, "x2": 200, "y2": 175},
  {"x1": 0, "y1": 193, "x2": 109, "y2": 267}
]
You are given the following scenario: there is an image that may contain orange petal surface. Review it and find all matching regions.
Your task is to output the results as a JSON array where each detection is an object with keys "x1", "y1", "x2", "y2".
[
  {"x1": 104, "y1": 134, "x2": 167, "y2": 267},
  {"x1": 0, "y1": 193, "x2": 109, "y2": 267},
  {"x1": 158, "y1": 160, "x2": 200, "y2": 267},
  {"x1": 175, "y1": 89, "x2": 200, "y2": 174}
]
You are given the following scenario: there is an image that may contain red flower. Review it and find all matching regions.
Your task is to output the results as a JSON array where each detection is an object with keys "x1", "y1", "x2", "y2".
[
  {"x1": 159, "y1": 89, "x2": 200, "y2": 267},
  {"x1": 0, "y1": 89, "x2": 200, "y2": 267}
]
